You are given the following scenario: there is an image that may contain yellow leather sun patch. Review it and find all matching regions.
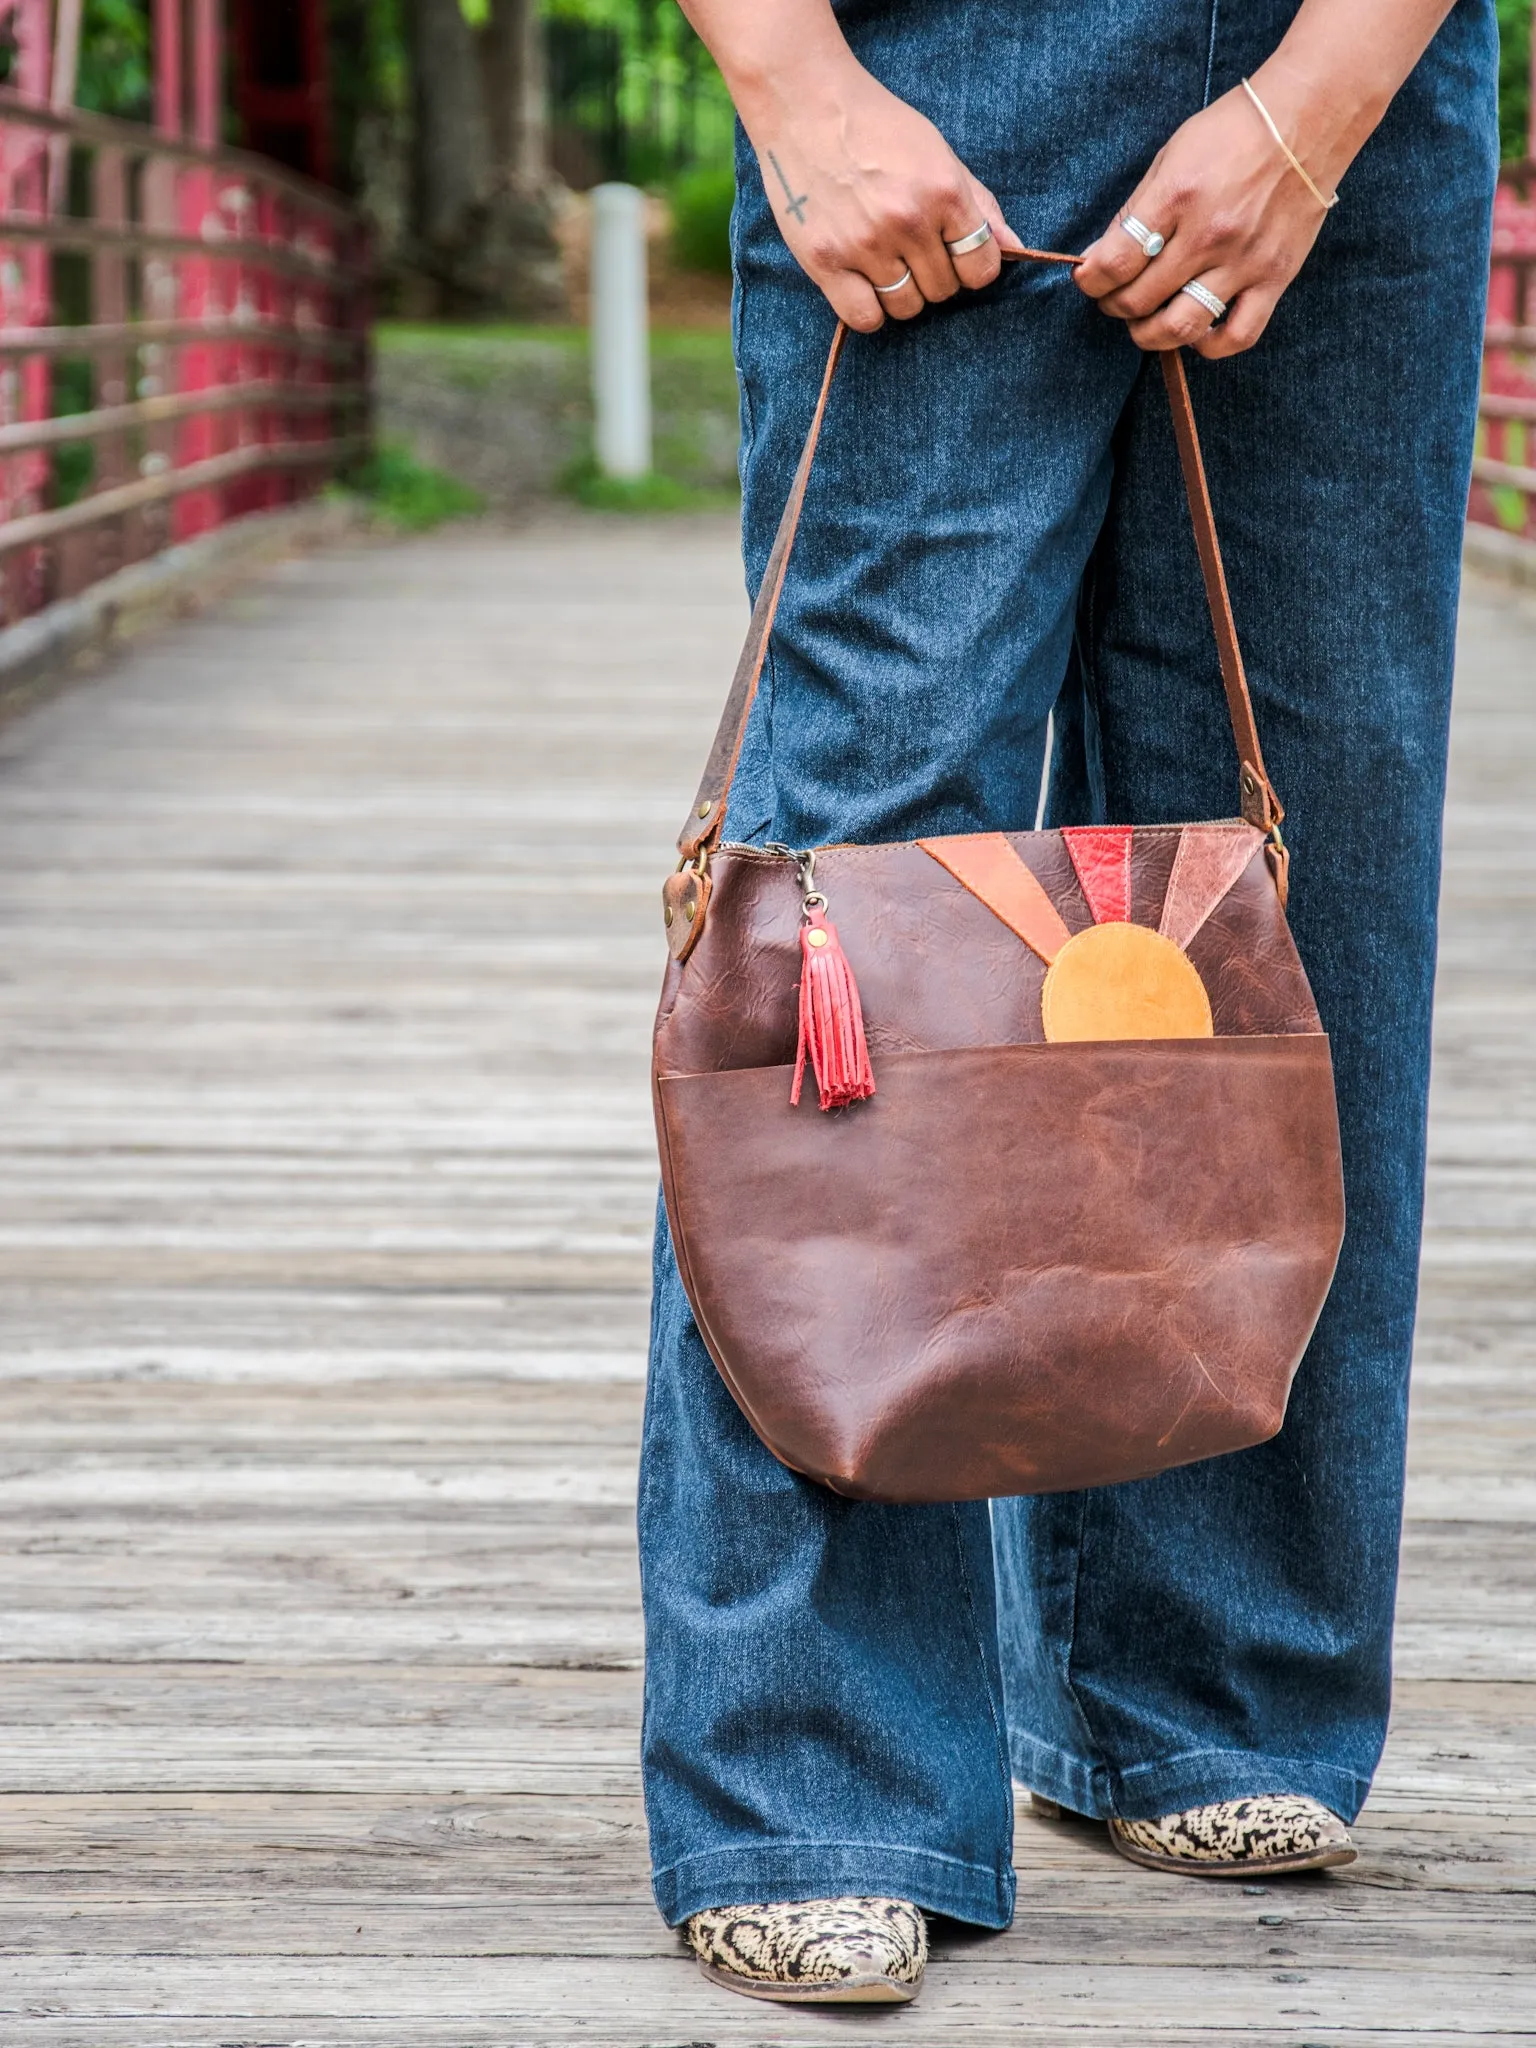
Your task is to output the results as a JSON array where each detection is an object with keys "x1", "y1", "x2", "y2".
[{"x1": 1040, "y1": 922, "x2": 1214, "y2": 1043}]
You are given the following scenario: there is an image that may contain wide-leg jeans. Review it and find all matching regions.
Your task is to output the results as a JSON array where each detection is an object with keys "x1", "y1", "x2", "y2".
[{"x1": 639, "y1": 0, "x2": 1499, "y2": 1930}]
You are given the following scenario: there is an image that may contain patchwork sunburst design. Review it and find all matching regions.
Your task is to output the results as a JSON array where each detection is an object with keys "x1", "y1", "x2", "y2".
[{"x1": 918, "y1": 824, "x2": 1259, "y2": 1042}]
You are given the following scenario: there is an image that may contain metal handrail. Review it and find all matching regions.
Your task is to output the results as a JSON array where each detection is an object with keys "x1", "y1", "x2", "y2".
[
  {"x1": 0, "y1": 437, "x2": 369, "y2": 556},
  {"x1": 0, "y1": 320, "x2": 360, "y2": 358},
  {"x1": 0, "y1": 381, "x2": 366, "y2": 457},
  {"x1": 0, "y1": 87, "x2": 359, "y2": 222},
  {"x1": 0, "y1": 214, "x2": 349, "y2": 283},
  {"x1": 0, "y1": 89, "x2": 370, "y2": 627},
  {"x1": 1471, "y1": 168, "x2": 1536, "y2": 549}
]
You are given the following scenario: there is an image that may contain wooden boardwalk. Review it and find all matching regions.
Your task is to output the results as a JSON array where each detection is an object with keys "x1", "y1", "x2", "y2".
[{"x1": 0, "y1": 517, "x2": 1530, "y2": 2045}]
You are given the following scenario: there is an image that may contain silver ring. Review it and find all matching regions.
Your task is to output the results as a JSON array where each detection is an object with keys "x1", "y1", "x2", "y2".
[
  {"x1": 1120, "y1": 214, "x2": 1165, "y2": 259},
  {"x1": 873, "y1": 268, "x2": 914, "y2": 296},
  {"x1": 945, "y1": 221, "x2": 993, "y2": 258},
  {"x1": 1179, "y1": 279, "x2": 1228, "y2": 321}
]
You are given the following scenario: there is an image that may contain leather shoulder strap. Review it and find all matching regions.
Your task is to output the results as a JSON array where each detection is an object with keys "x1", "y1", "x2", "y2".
[
  {"x1": 1158, "y1": 349, "x2": 1282, "y2": 831},
  {"x1": 677, "y1": 256, "x2": 1282, "y2": 862},
  {"x1": 678, "y1": 325, "x2": 846, "y2": 862}
]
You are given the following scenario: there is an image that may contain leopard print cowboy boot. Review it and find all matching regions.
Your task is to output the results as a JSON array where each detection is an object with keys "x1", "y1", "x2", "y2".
[
  {"x1": 684, "y1": 1895, "x2": 928, "y2": 2003},
  {"x1": 1108, "y1": 1795, "x2": 1357, "y2": 1875}
]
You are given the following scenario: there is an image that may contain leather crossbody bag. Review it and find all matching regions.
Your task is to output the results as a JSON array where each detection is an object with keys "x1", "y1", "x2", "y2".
[{"x1": 654, "y1": 300, "x2": 1345, "y2": 1505}]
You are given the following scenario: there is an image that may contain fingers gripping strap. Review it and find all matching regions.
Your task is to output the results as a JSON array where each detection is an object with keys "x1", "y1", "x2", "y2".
[{"x1": 676, "y1": 254, "x2": 1281, "y2": 859}]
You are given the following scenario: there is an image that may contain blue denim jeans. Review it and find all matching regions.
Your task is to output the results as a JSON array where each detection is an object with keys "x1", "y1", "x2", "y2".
[{"x1": 639, "y1": 0, "x2": 1498, "y2": 1929}]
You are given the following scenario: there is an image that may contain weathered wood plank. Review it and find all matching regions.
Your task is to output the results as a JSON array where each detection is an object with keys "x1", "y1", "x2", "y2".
[
  {"x1": 0, "y1": 1671, "x2": 1524, "y2": 1808},
  {"x1": 2, "y1": 1891, "x2": 1533, "y2": 1964},
  {"x1": 0, "y1": 2033, "x2": 1524, "y2": 2048},
  {"x1": 0, "y1": 1955, "x2": 1531, "y2": 2035},
  {"x1": 2, "y1": 1795, "x2": 1533, "y2": 1898}
]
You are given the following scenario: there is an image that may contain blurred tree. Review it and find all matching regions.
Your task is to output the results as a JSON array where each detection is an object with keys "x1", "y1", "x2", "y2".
[
  {"x1": 410, "y1": 0, "x2": 491, "y2": 248},
  {"x1": 76, "y1": 0, "x2": 151, "y2": 122},
  {"x1": 329, "y1": 0, "x2": 402, "y2": 207},
  {"x1": 485, "y1": 0, "x2": 549, "y2": 190},
  {"x1": 543, "y1": 0, "x2": 733, "y2": 185},
  {"x1": 401, "y1": 0, "x2": 565, "y2": 315},
  {"x1": 1499, "y1": 0, "x2": 1531, "y2": 163}
]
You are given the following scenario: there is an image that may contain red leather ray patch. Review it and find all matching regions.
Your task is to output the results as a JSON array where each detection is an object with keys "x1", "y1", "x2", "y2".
[
  {"x1": 917, "y1": 835, "x2": 1072, "y2": 965},
  {"x1": 1062, "y1": 826, "x2": 1132, "y2": 925},
  {"x1": 1158, "y1": 823, "x2": 1265, "y2": 951}
]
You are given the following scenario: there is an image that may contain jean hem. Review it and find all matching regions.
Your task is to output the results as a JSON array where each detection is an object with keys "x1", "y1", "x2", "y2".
[
  {"x1": 1010, "y1": 1730, "x2": 1372, "y2": 1825},
  {"x1": 651, "y1": 1841, "x2": 1016, "y2": 1931}
]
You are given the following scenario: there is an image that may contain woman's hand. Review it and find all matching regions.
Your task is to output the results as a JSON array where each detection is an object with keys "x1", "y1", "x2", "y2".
[
  {"x1": 1075, "y1": 0, "x2": 1461, "y2": 359},
  {"x1": 676, "y1": 0, "x2": 1022, "y2": 333},
  {"x1": 1073, "y1": 79, "x2": 1340, "y2": 359},
  {"x1": 745, "y1": 61, "x2": 1024, "y2": 332}
]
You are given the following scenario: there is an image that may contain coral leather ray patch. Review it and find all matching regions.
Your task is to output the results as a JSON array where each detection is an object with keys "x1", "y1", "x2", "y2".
[
  {"x1": 1159, "y1": 823, "x2": 1264, "y2": 952},
  {"x1": 1062, "y1": 825, "x2": 1132, "y2": 925},
  {"x1": 917, "y1": 835, "x2": 1072, "y2": 965}
]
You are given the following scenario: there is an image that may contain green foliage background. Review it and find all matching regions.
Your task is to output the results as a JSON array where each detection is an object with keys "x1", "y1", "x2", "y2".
[
  {"x1": 77, "y1": 0, "x2": 152, "y2": 121},
  {"x1": 541, "y1": 0, "x2": 735, "y2": 180},
  {"x1": 670, "y1": 166, "x2": 734, "y2": 273},
  {"x1": 64, "y1": 2, "x2": 1536, "y2": 177},
  {"x1": 1499, "y1": 0, "x2": 1532, "y2": 161}
]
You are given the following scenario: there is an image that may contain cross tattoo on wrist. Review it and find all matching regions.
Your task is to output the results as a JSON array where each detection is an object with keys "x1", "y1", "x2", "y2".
[{"x1": 768, "y1": 151, "x2": 809, "y2": 225}]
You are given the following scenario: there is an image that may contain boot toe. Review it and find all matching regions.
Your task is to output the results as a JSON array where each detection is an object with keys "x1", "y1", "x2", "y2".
[
  {"x1": 1109, "y1": 1794, "x2": 1357, "y2": 1875},
  {"x1": 686, "y1": 1895, "x2": 927, "y2": 2003}
]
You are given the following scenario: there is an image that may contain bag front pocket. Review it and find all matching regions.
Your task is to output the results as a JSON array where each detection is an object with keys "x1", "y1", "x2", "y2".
[{"x1": 657, "y1": 1035, "x2": 1345, "y2": 1503}]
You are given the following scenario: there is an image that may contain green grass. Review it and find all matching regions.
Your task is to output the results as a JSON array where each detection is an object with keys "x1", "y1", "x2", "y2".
[
  {"x1": 374, "y1": 322, "x2": 740, "y2": 513},
  {"x1": 1490, "y1": 483, "x2": 1529, "y2": 532},
  {"x1": 670, "y1": 167, "x2": 735, "y2": 276},
  {"x1": 376, "y1": 322, "x2": 589, "y2": 350},
  {"x1": 374, "y1": 324, "x2": 733, "y2": 365},
  {"x1": 350, "y1": 443, "x2": 485, "y2": 530},
  {"x1": 559, "y1": 457, "x2": 736, "y2": 513},
  {"x1": 1499, "y1": 0, "x2": 1530, "y2": 165}
]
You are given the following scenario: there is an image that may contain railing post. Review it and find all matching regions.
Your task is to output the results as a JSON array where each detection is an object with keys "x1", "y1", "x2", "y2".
[
  {"x1": 192, "y1": 0, "x2": 221, "y2": 151},
  {"x1": 175, "y1": 0, "x2": 226, "y2": 539},
  {"x1": 48, "y1": 0, "x2": 94, "y2": 599},
  {"x1": 154, "y1": 0, "x2": 183, "y2": 137},
  {"x1": 47, "y1": 0, "x2": 83, "y2": 212},
  {"x1": 144, "y1": 0, "x2": 184, "y2": 557},
  {"x1": 92, "y1": 145, "x2": 134, "y2": 571},
  {"x1": 590, "y1": 183, "x2": 651, "y2": 481},
  {"x1": 2, "y1": 0, "x2": 54, "y2": 621}
]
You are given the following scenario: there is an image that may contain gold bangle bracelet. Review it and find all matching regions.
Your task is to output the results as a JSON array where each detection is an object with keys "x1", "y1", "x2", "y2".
[{"x1": 1240, "y1": 77, "x2": 1340, "y2": 212}]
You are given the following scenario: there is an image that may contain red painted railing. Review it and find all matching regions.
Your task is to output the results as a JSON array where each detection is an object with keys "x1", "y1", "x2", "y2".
[
  {"x1": 1471, "y1": 168, "x2": 1536, "y2": 548},
  {"x1": 0, "y1": 88, "x2": 368, "y2": 628}
]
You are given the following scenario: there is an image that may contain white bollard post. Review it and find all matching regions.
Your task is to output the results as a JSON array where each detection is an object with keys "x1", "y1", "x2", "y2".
[{"x1": 590, "y1": 183, "x2": 652, "y2": 480}]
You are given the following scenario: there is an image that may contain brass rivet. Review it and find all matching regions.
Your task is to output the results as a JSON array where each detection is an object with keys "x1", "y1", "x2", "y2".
[
  {"x1": 685, "y1": 900, "x2": 697, "y2": 922},
  {"x1": 807, "y1": 929, "x2": 829, "y2": 948},
  {"x1": 664, "y1": 903, "x2": 675, "y2": 927},
  {"x1": 1241, "y1": 769, "x2": 1257, "y2": 792},
  {"x1": 698, "y1": 800, "x2": 713, "y2": 819}
]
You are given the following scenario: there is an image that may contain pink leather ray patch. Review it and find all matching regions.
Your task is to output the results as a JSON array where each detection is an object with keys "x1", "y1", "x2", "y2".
[
  {"x1": 917, "y1": 834, "x2": 1073, "y2": 965},
  {"x1": 1158, "y1": 823, "x2": 1265, "y2": 951},
  {"x1": 1062, "y1": 826, "x2": 1132, "y2": 925}
]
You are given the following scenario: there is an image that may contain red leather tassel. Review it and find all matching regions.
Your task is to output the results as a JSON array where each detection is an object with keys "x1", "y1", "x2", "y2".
[{"x1": 792, "y1": 907, "x2": 876, "y2": 1111}]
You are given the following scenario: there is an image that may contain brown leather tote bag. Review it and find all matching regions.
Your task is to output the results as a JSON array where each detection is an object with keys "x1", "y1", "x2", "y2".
[{"x1": 654, "y1": 316, "x2": 1345, "y2": 1505}]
